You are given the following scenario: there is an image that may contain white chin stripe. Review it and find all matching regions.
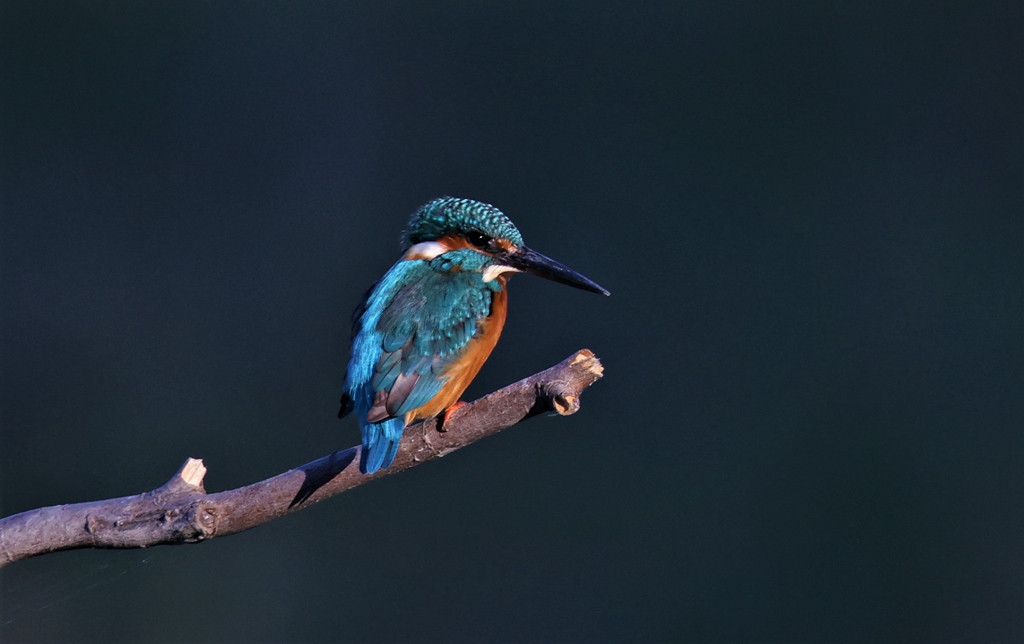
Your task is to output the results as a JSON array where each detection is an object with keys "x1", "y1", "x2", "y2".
[
  {"x1": 403, "y1": 241, "x2": 448, "y2": 261},
  {"x1": 482, "y1": 264, "x2": 521, "y2": 282}
]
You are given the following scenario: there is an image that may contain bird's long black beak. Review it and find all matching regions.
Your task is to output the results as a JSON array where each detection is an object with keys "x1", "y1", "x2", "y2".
[{"x1": 501, "y1": 245, "x2": 610, "y2": 296}]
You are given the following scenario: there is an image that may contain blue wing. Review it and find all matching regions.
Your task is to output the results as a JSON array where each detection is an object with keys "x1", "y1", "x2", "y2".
[{"x1": 342, "y1": 252, "x2": 497, "y2": 473}]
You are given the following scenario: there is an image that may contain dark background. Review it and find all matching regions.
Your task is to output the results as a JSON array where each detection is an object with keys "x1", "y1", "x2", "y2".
[{"x1": 2, "y1": 2, "x2": 1021, "y2": 642}]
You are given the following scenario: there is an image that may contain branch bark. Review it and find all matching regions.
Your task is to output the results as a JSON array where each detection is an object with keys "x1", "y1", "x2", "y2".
[{"x1": 0, "y1": 350, "x2": 604, "y2": 567}]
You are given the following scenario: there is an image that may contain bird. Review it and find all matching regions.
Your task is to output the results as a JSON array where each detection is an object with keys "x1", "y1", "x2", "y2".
[{"x1": 339, "y1": 197, "x2": 609, "y2": 474}]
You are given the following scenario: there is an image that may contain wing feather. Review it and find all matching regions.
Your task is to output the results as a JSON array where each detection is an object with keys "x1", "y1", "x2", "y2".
[{"x1": 346, "y1": 256, "x2": 496, "y2": 424}]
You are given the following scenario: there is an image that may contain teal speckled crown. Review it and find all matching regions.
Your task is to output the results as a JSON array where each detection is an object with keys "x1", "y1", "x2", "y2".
[{"x1": 403, "y1": 197, "x2": 525, "y2": 248}]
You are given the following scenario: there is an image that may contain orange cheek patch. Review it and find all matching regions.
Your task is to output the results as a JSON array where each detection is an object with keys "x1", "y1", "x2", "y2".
[
  {"x1": 437, "y1": 233, "x2": 474, "y2": 251},
  {"x1": 496, "y1": 238, "x2": 518, "y2": 253},
  {"x1": 403, "y1": 234, "x2": 476, "y2": 261}
]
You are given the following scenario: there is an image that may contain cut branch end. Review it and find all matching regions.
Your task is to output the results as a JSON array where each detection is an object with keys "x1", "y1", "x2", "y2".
[{"x1": 179, "y1": 458, "x2": 207, "y2": 486}]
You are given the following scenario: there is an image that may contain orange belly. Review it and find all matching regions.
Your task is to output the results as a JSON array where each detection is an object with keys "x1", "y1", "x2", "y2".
[{"x1": 405, "y1": 284, "x2": 508, "y2": 422}]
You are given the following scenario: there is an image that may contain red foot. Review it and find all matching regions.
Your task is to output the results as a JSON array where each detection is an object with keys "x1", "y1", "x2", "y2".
[{"x1": 441, "y1": 401, "x2": 469, "y2": 431}]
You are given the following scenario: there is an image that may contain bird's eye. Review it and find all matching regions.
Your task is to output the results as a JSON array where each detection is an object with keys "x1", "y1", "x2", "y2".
[{"x1": 467, "y1": 230, "x2": 492, "y2": 249}]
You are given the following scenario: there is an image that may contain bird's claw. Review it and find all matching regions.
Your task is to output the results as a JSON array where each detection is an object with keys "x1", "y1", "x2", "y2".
[{"x1": 440, "y1": 401, "x2": 469, "y2": 431}]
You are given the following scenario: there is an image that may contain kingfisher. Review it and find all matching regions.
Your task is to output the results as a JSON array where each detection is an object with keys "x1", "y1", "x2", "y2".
[{"x1": 339, "y1": 197, "x2": 609, "y2": 474}]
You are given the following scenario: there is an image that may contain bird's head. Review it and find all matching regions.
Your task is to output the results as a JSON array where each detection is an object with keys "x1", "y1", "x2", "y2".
[{"x1": 403, "y1": 197, "x2": 609, "y2": 296}]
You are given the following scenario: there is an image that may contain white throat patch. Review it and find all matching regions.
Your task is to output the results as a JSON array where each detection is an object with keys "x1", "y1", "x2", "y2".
[{"x1": 482, "y1": 264, "x2": 521, "y2": 282}]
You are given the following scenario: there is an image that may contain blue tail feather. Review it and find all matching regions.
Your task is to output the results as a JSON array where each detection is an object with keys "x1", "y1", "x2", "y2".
[{"x1": 360, "y1": 416, "x2": 405, "y2": 474}]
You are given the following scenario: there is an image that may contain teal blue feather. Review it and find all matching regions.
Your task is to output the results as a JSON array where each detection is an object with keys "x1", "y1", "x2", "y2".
[
  {"x1": 404, "y1": 197, "x2": 524, "y2": 247},
  {"x1": 343, "y1": 247, "x2": 506, "y2": 473}
]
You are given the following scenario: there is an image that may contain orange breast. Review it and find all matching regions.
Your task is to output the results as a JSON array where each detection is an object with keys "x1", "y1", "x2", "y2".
[{"x1": 405, "y1": 283, "x2": 508, "y2": 422}]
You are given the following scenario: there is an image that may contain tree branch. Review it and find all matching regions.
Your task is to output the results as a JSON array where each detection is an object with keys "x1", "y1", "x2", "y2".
[{"x1": 0, "y1": 350, "x2": 604, "y2": 567}]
